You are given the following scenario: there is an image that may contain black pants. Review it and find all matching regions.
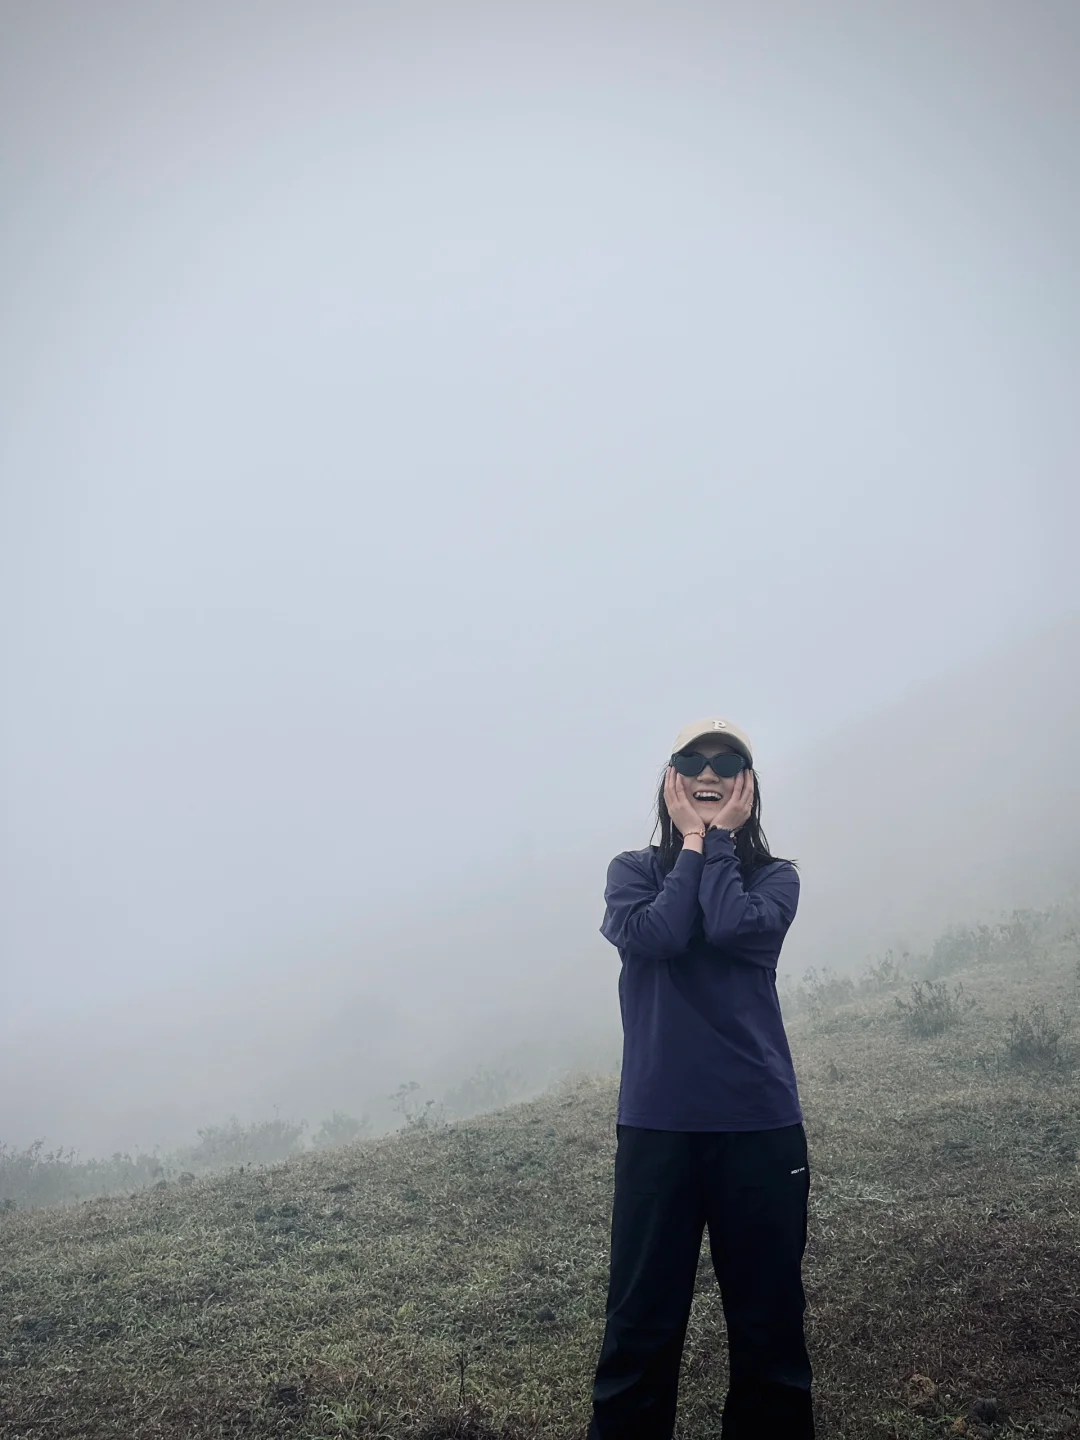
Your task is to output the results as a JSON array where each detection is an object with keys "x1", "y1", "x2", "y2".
[{"x1": 589, "y1": 1123, "x2": 814, "y2": 1440}]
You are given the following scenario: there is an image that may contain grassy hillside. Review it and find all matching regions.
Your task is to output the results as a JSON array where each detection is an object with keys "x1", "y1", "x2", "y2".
[{"x1": 2, "y1": 908, "x2": 1080, "y2": 1440}]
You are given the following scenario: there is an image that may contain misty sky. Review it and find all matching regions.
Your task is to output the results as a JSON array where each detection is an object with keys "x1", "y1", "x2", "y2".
[{"x1": 2, "y1": 1, "x2": 1079, "y2": 1131}]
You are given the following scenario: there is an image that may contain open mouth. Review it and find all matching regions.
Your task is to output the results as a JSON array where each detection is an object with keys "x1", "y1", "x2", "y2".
[{"x1": 693, "y1": 790, "x2": 724, "y2": 803}]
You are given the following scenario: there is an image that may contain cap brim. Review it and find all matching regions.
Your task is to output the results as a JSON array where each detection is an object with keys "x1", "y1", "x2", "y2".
[{"x1": 677, "y1": 732, "x2": 751, "y2": 763}]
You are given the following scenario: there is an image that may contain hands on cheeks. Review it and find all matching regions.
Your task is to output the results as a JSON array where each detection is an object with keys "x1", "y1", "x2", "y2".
[
  {"x1": 708, "y1": 768, "x2": 754, "y2": 833},
  {"x1": 664, "y1": 766, "x2": 706, "y2": 837},
  {"x1": 664, "y1": 765, "x2": 755, "y2": 839}
]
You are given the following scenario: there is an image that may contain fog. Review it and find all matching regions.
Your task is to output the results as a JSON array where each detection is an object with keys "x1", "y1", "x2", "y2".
[{"x1": 2, "y1": 2, "x2": 1078, "y2": 1157}]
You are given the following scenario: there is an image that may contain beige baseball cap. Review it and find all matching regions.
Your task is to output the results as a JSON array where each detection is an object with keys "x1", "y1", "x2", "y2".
[{"x1": 671, "y1": 717, "x2": 753, "y2": 765}]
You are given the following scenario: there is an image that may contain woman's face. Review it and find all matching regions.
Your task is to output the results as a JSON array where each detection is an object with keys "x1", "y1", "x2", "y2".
[{"x1": 676, "y1": 739, "x2": 744, "y2": 826}]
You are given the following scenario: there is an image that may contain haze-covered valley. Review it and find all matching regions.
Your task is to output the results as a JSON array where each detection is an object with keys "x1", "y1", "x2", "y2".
[{"x1": 3, "y1": 615, "x2": 1077, "y2": 1158}]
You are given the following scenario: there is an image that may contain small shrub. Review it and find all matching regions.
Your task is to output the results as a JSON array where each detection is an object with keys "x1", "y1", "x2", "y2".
[
  {"x1": 790, "y1": 966, "x2": 857, "y2": 1020},
  {"x1": 921, "y1": 923, "x2": 998, "y2": 979},
  {"x1": 917, "y1": 908, "x2": 1050, "y2": 981},
  {"x1": 310, "y1": 1111, "x2": 372, "y2": 1150},
  {"x1": 388, "y1": 1081, "x2": 446, "y2": 1132},
  {"x1": 1003, "y1": 1003, "x2": 1069, "y2": 1070},
  {"x1": 442, "y1": 1065, "x2": 525, "y2": 1121},
  {"x1": 999, "y1": 908, "x2": 1040, "y2": 962},
  {"x1": 857, "y1": 949, "x2": 907, "y2": 993},
  {"x1": 894, "y1": 980, "x2": 975, "y2": 1037},
  {"x1": 173, "y1": 1115, "x2": 307, "y2": 1171}
]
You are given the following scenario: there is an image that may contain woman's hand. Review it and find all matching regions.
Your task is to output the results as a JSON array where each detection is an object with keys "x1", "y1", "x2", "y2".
[
  {"x1": 664, "y1": 766, "x2": 706, "y2": 837},
  {"x1": 708, "y1": 768, "x2": 755, "y2": 833}
]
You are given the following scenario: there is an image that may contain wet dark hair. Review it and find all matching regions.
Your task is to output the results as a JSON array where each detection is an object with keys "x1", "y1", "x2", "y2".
[{"x1": 651, "y1": 763, "x2": 795, "y2": 877}]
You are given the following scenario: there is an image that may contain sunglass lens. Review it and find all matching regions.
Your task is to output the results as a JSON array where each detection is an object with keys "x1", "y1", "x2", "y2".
[
  {"x1": 710, "y1": 754, "x2": 747, "y2": 778},
  {"x1": 672, "y1": 753, "x2": 707, "y2": 776}
]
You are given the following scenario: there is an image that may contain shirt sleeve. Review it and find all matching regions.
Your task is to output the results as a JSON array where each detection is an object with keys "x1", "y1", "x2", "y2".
[
  {"x1": 600, "y1": 847, "x2": 705, "y2": 960},
  {"x1": 697, "y1": 829, "x2": 800, "y2": 968}
]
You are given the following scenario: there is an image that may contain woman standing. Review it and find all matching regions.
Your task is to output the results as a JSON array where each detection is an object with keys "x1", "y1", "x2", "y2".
[{"x1": 588, "y1": 718, "x2": 813, "y2": 1440}]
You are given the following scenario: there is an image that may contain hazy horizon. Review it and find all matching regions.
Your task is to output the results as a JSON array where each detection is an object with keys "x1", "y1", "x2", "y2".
[{"x1": 4, "y1": 612, "x2": 1078, "y2": 1158}]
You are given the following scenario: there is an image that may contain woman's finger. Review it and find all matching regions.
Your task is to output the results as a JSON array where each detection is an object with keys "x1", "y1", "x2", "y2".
[
  {"x1": 673, "y1": 773, "x2": 690, "y2": 817},
  {"x1": 744, "y1": 770, "x2": 755, "y2": 805}
]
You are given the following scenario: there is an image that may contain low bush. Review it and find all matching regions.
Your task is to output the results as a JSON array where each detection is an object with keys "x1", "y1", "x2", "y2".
[
  {"x1": 2, "y1": 1115, "x2": 310, "y2": 1210},
  {"x1": 787, "y1": 966, "x2": 857, "y2": 1019},
  {"x1": 310, "y1": 1111, "x2": 372, "y2": 1150},
  {"x1": 1003, "y1": 1003, "x2": 1071, "y2": 1071},
  {"x1": 920, "y1": 909, "x2": 1045, "y2": 980},
  {"x1": 856, "y1": 949, "x2": 908, "y2": 993},
  {"x1": 894, "y1": 979, "x2": 975, "y2": 1037},
  {"x1": 172, "y1": 1115, "x2": 308, "y2": 1171},
  {"x1": 387, "y1": 1080, "x2": 446, "y2": 1132},
  {"x1": 0, "y1": 1140, "x2": 166, "y2": 1211},
  {"x1": 441, "y1": 1064, "x2": 527, "y2": 1121}
]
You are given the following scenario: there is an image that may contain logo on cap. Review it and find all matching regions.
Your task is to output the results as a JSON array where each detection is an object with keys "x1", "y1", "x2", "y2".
[{"x1": 712, "y1": 720, "x2": 727, "y2": 730}]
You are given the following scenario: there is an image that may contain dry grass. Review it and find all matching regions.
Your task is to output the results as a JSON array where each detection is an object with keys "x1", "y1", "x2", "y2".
[{"x1": 2, "y1": 925, "x2": 1080, "y2": 1439}]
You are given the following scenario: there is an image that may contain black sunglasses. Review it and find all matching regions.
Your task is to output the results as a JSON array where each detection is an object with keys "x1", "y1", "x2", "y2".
[{"x1": 670, "y1": 750, "x2": 749, "y2": 779}]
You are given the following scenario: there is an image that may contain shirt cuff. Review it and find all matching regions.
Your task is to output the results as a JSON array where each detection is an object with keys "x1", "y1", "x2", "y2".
[{"x1": 703, "y1": 827, "x2": 737, "y2": 858}]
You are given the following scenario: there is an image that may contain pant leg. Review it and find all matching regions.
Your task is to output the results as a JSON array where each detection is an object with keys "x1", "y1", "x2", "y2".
[
  {"x1": 701, "y1": 1124, "x2": 815, "y2": 1440},
  {"x1": 589, "y1": 1126, "x2": 705, "y2": 1440}
]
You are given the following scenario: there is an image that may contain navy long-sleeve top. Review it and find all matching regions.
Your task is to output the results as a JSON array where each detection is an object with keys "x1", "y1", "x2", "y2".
[{"x1": 601, "y1": 827, "x2": 804, "y2": 1131}]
